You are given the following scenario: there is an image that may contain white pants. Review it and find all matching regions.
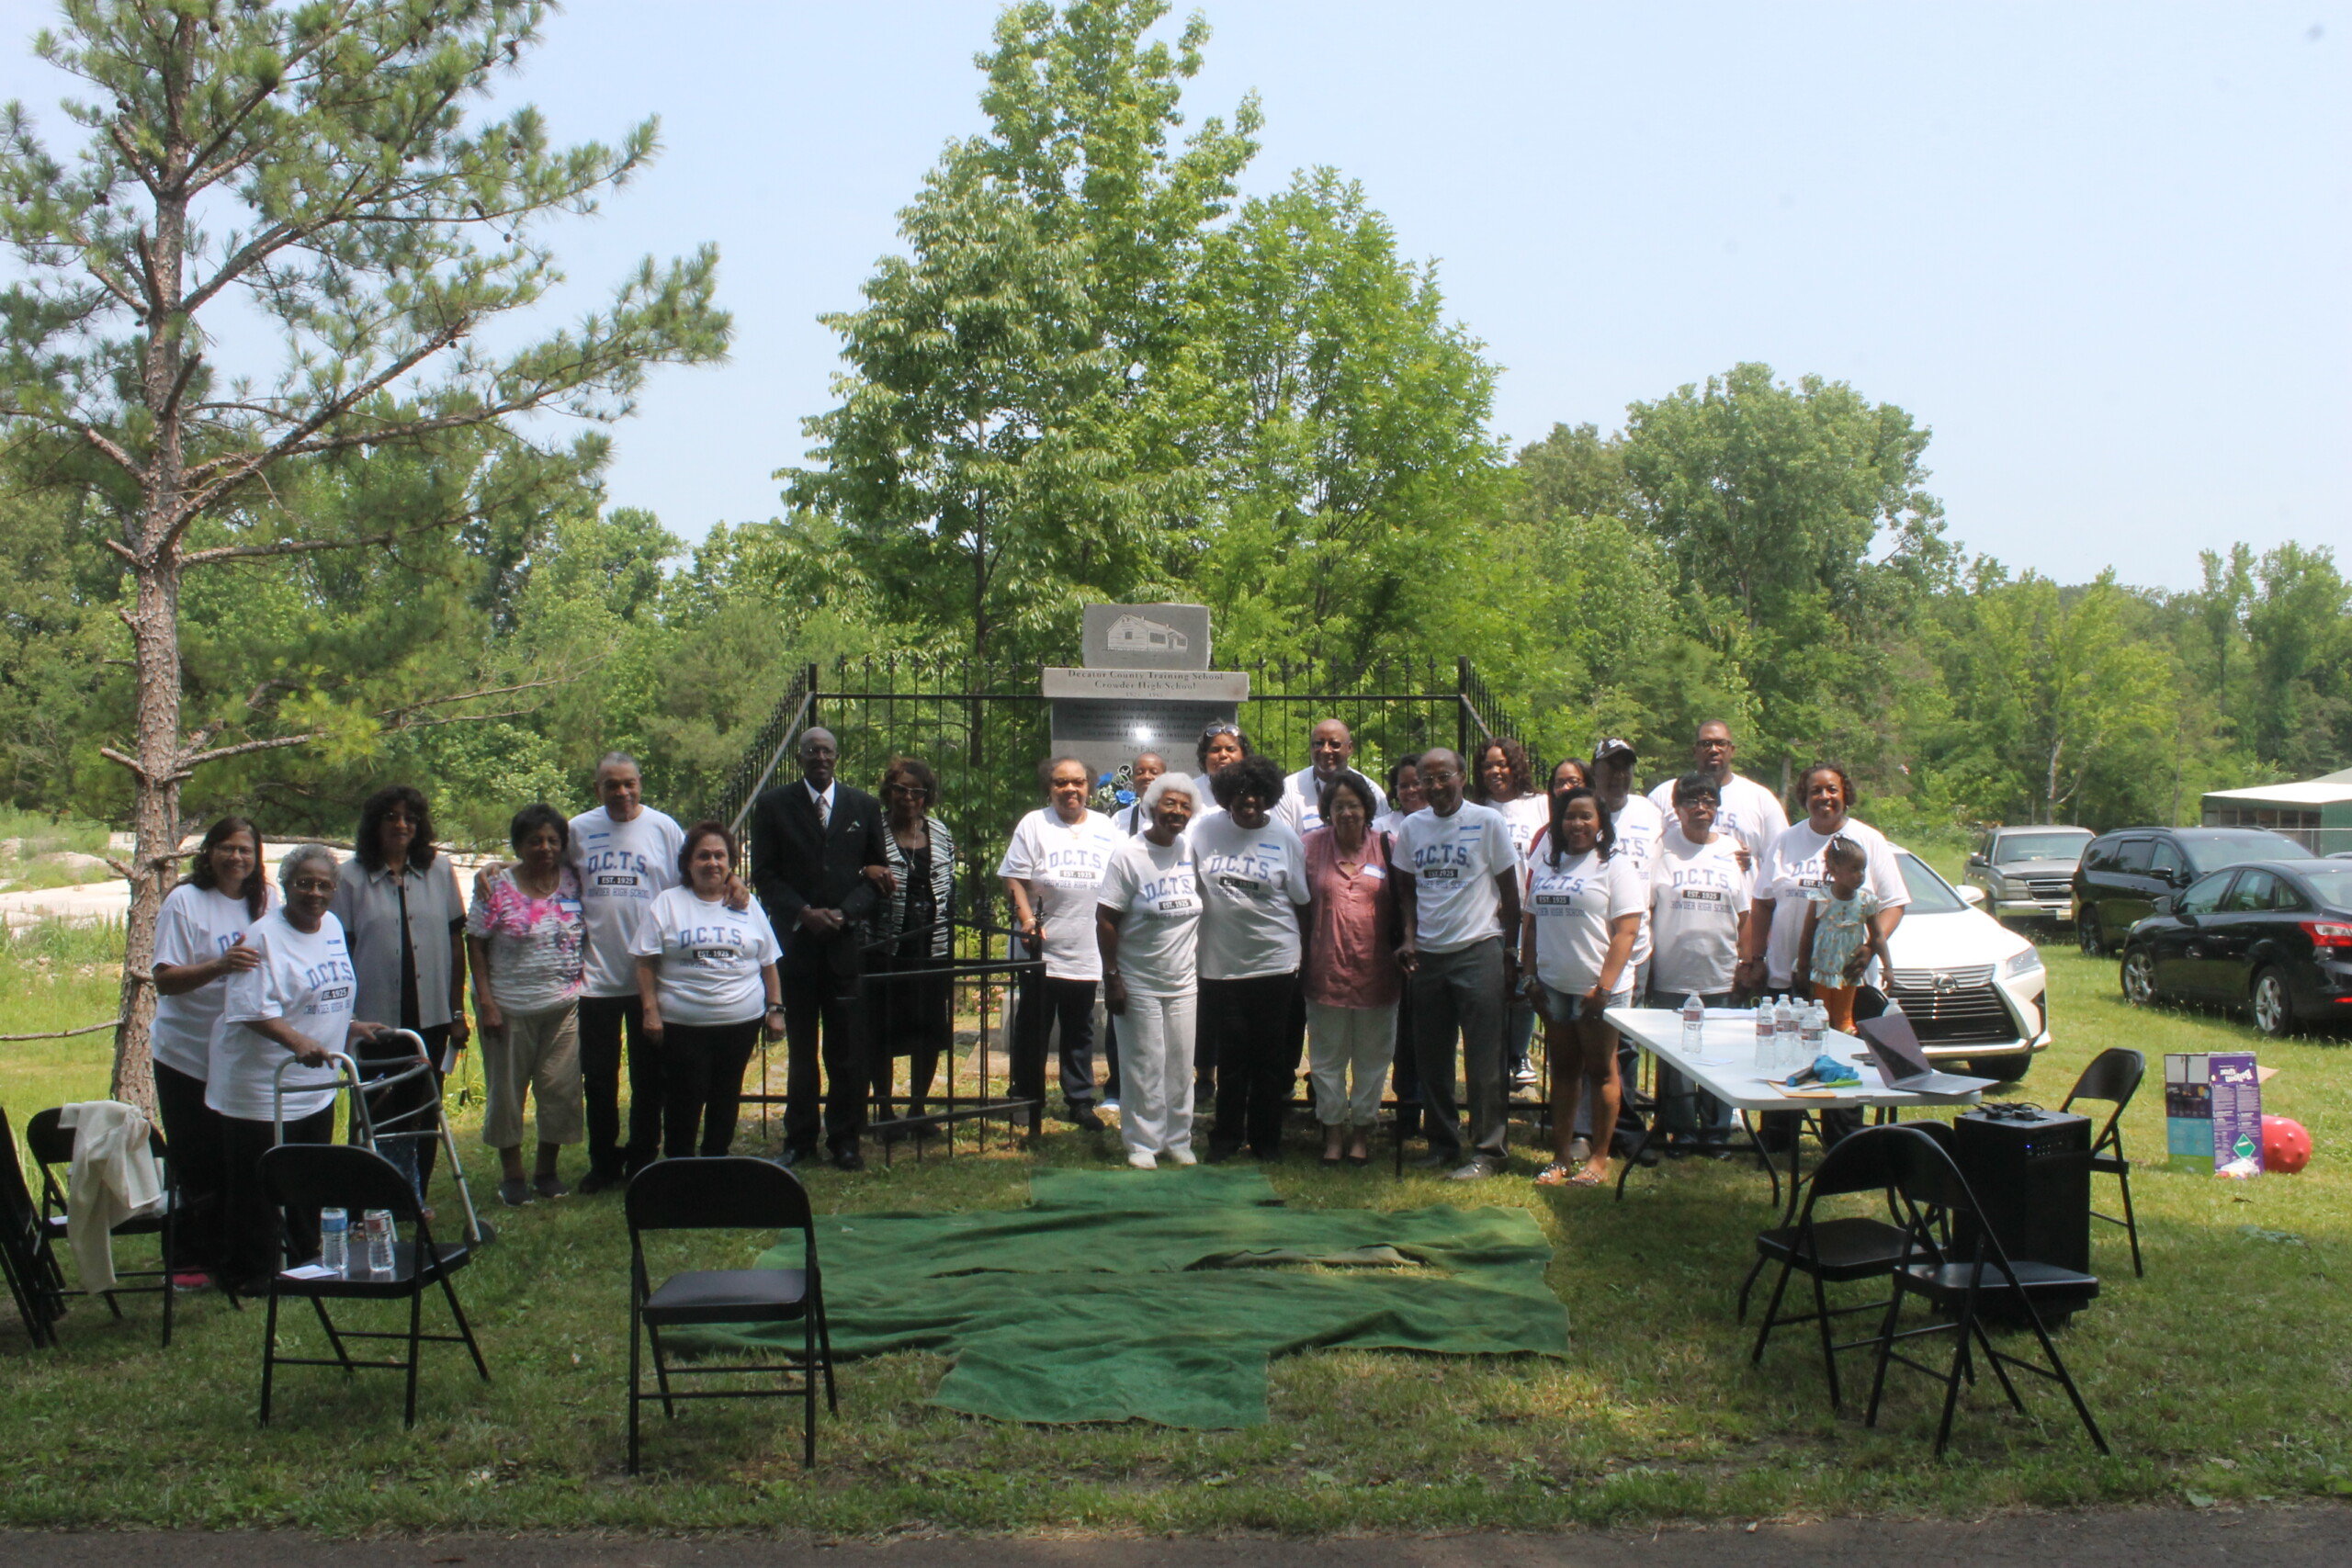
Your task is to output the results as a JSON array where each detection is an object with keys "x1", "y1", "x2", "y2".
[
  {"x1": 1306, "y1": 999, "x2": 1396, "y2": 1127},
  {"x1": 1117, "y1": 991, "x2": 1197, "y2": 1156}
]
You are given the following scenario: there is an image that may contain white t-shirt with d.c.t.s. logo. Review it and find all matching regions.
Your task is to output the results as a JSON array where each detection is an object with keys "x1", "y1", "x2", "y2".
[{"x1": 568, "y1": 806, "x2": 686, "y2": 998}]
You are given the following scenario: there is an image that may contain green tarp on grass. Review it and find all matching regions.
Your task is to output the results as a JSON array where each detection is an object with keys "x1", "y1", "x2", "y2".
[{"x1": 681, "y1": 1165, "x2": 1568, "y2": 1427}]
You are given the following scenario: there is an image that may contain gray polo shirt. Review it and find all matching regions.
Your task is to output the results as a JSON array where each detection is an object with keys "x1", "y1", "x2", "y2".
[{"x1": 330, "y1": 854, "x2": 466, "y2": 1032}]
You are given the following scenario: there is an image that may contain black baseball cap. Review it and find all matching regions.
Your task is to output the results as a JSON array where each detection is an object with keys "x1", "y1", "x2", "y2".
[{"x1": 1592, "y1": 737, "x2": 1638, "y2": 764}]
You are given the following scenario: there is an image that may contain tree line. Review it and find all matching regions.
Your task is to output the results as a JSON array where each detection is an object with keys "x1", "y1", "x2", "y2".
[{"x1": 0, "y1": 3, "x2": 2344, "y2": 1098}]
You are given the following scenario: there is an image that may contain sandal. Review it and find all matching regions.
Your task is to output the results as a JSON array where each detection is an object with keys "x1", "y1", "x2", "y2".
[
  {"x1": 1569, "y1": 1168, "x2": 1605, "y2": 1188},
  {"x1": 1534, "y1": 1163, "x2": 1573, "y2": 1186}
]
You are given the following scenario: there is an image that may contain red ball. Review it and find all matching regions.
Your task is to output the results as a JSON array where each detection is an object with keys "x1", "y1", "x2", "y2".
[{"x1": 2262, "y1": 1116, "x2": 2312, "y2": 1175}]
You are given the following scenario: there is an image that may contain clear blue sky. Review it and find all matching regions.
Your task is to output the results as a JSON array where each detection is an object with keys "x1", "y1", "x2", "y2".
[{"x1": 4, "y1": 1, "x2": 2346, "y2": 589}]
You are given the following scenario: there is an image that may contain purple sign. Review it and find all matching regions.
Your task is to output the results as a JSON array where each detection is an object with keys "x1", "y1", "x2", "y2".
[{"x1": 2209, "y1": 1051, "x2": 2263, "y2": 1177}]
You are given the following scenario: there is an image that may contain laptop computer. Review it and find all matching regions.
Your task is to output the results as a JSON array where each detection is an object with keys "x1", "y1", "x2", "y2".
[{"x1": 1856, "y1": 1012, "x2": 1996, "y2": 1097}]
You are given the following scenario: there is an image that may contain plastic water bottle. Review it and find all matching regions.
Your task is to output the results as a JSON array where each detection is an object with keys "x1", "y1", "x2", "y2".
[
  {"x1": 1800, "y1": 1000, "x2": 1826, "y2": 1055},
  {"x1": 364, "y1": 1209, "x2": 395, "y2": 1275},
  {"x1": 1754, "y1": 998, "x2": 1776, "y2": 1071},
  {"x1": 319, "y1": 1208, "x2": 349, "y2": 1276},
  {"x1": 1775, "y1": 995, "x2": 1798, "y2": 1069},
  {"x1": 1680, "y1": 993, "x2": 1705, "y2": 1055}
]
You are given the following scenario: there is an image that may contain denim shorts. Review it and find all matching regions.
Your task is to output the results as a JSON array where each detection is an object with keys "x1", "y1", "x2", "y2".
[{"x1": 1537, "y1": 982, "x2": 1632, "y2": 1024}]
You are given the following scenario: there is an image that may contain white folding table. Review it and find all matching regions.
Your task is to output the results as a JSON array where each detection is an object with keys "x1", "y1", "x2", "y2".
[{"x1": 1603, "y1": 1007, "x2": 1992, "y2": 1207}]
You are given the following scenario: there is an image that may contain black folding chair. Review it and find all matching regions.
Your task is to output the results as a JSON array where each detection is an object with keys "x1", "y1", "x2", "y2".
[
  {"x1": 1865, "y1": 1131, "x2": 2109, "y2": 1456},
  {"x1": 2060, "y1": 1047, "x2": 2145, "y2": 1278},
  {"x1": 25, "y1": 1107, "x2": 179, "y2": 1348},
  {"x1": 1746, "y1": 1123, "x2": 1948, "y2": 1409},
  {"x1": 626, "y1": 1156, "x2": 835, "y2": 1473},
  {"x1": 255, "y1": 1144, "x2": 489, "y2": 1428},
  {"x1": 0, "y1": 1107, "x2": 65, "y2": 1348}
]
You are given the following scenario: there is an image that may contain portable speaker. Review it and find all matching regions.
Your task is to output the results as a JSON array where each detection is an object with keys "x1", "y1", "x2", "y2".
[{"x1": 1951, "y1": 1106, "x2": 2094, "y2": 1306}]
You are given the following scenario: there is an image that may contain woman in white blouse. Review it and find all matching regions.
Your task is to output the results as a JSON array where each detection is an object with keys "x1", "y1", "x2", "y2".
[
  {"x1": 150, "y1": 817, "x2": 270, "y2": 1287},
  {"x1": 209, "y1": 844, "x2": 389, "y2": 1295},
  {"x1": 1095, "y1": 774, "x2": 1204, "y2": 1168},
  {"x1": 632, "y1": 822, "x2": 785, "y2": 1160}
]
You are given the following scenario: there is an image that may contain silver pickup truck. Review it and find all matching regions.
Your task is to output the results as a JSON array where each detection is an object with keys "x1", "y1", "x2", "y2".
[{"x1": 1962, "y1": 825, "x2": 2095, "y2": 929}]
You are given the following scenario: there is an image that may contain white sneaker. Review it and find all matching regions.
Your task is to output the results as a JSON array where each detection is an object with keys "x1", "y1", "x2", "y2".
[
  {"x1": 1448, "y1": 1157, "x2": 1497, "y2": 1181},
  {"x1": 1568, "y1": 1135, "x2": 1591, "y2": 1164},
  {"x1": 1126, "y1": 1149, "x2": 1159, "y2": 1170},
  {"x1": 1165, "y1": 1145, "x2": 1198, "y2": 1167}
]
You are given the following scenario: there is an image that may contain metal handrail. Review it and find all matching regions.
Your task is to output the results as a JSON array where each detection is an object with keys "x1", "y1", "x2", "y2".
[{"x1": 726, "y1": 682, "x2": 817, "y2": 840}]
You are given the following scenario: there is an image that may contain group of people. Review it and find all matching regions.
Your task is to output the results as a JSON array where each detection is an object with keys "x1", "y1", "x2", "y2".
[
  {"x1": 141, "y1": 716, "x2": 1911, "y2": 1292},
  {"x1": 145, "y1": 754, "x2": 800, "y2": 1294},
  {"x1": 992, "y1": 717, "x2": 1911, "y2": 1185}
]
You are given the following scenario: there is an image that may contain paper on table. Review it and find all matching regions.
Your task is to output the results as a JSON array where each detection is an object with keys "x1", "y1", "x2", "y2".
[{"x1": 283, "y1": 1262, "x2": 339, "y2": 1280}]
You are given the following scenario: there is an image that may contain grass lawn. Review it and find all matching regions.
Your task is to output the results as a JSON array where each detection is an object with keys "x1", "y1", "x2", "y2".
[{"x1": 1, "y1": 916, "x2": 2346, "y2": 1534}]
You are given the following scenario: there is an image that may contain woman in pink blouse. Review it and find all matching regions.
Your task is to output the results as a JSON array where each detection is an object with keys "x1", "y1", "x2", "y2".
[{"x1": 1301, "y1": 771, "x2": 1402, "y2": 1167}]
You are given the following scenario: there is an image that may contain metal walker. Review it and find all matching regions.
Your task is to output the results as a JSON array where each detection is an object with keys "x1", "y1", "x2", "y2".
[{"x1": 272, "y1": 1029, "x2": 493, "y2": 1248}]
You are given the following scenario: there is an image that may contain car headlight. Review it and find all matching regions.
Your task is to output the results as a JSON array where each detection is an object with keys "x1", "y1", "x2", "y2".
[
  {"x1": 2005, "y1": 948, "x2": 2044, "y2": 978},
  {"x1": 2001, "y1": 877, "x2": 2034, "y2": 897}
]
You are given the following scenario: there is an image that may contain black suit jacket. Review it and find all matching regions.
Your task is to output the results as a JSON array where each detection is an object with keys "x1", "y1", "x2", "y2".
[{"x1": 749, "y1": 779, "x2": 888, "y2": 975}]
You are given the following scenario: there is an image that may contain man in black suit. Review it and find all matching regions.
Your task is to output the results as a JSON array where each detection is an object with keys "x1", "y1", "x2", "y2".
[{"x1": 750, "y1": 727, "x2": 889, "y2": 1169}]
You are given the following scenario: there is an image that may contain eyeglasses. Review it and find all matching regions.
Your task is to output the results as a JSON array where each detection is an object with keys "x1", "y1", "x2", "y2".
[
  {"x1": 288, "y1": 877, "x2": 337, "y2": 895},
  {"x1": 884, "y1": 783, "x2": 927, "y2": 797}
]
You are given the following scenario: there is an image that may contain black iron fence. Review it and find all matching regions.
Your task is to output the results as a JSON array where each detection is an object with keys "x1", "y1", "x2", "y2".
[
  {"x1": 713, "y1": 651, "x2": 1528, "y2": 885},
  {"x1": 707, "y1": 649, "x2": 1535, "y2": 1158}
]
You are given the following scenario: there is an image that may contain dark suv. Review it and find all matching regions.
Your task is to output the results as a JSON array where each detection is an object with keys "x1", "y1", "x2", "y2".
[{"x1": 2072, "y1": 827, "x2": 2314, "y2": 955}]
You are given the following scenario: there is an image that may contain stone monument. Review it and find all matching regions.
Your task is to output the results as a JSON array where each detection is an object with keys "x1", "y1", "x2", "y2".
[{"x1": 1044, "y1": 604, "x2": 1249, "y2": 786}]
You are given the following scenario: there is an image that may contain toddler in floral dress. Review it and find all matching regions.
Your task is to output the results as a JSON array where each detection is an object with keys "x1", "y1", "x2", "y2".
[{"x1": 1798, "y1": 836, "x2": 1893, "y2": 1032}]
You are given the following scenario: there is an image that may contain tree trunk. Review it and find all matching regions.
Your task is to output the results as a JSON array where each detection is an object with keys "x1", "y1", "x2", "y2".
[
  {"x1": 108, "y1": 131, "x2": 192, "y2": 1120},
  {"x1": 109, "y1": 552, "x2": 185, "y2": 1117}
]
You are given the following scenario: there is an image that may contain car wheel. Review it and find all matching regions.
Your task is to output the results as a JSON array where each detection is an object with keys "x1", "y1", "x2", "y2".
[
  {"x1": 2076, "y1": 911, "x2": 2104, "y2": 957},
  {"x1": 1967, "y1": 1053, "x2": 2034, "y2": 1083},
  {"x1": 2121, "y1": 947, "x2": 2159, "y2": 1009},
  {"x1": 2251, "y1": 966, "x2": 2296, "y2": 1038}
]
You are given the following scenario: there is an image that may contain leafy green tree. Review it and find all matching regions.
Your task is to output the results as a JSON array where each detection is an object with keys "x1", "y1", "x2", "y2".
[
  {"x1": 1193, "y1": 167, "x2": 1508, "y2": 677},
  {"x1": 785, "y1": 0, "x2": 1259, "y2": 667},
  {"x1": 1503, "y1": 425, "x2": 1717, "y2": 764},
  {"x1": 2244, "y1": 543, "x2": 2350, "y2": 775},
  {"x1": 0, "y1": 0, "x2": 728, "y2": 1108},
  {"x1": 0, "y1": 482, "x2": 115, "y2": 807},
  {"x1": 1617, "y1": 363, "x2": 1951, "y2": 779},
  {"x1": 1957, "y1": 570, "x2": 2177, "y2": 822}
]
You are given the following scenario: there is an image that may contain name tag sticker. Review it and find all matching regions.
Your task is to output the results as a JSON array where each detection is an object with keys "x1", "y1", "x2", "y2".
[
  {"x1": 556, "y1": 898, "x2": 582, "y2": 915},
  {"x1": 1361, "y1": 863, "x2": 1386, "y2": 880}
]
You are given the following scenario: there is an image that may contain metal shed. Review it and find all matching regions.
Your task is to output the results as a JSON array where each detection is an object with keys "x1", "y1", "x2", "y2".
[{"x1": 2200, "y1": 766, "x2": 2352, "y2": 855}]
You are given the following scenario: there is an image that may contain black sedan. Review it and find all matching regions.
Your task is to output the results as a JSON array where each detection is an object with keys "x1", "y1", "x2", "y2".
[{"x1": 2120, "y1": 860, "x2": 2352, "y2": 1036}]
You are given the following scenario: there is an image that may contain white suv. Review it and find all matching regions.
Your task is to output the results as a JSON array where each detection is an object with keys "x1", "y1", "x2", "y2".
[{"x1": 1879, "y1": 850, "x2": 2052, "y2": 1082}]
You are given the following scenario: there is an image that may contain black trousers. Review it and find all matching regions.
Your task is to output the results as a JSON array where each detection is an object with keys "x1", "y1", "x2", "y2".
[
  {"x1": 220, "y1": 1103, "x2": 334, "y2": 1289},
  {"x1": 662, "y1": 1020, "x2": 761, "y2": 1157},
  {"x1": 1012, "y1": 974, "x2": 1098, "y2": 1111},
  {"x1": 1203, "y1": 972, "x2": 1299, "y2": 1157},
  {"x1": 867, "y1": 955, "x2": 950, "y2": 1120},
  {"x1": 152, "y1": 1059, "x2": 226, "y2": 1271},
  {"x1": 1390, "y1": 974, "x2": 1424, "y2": 1139},
  {"x1": 579, "y1": 994, "x2": 662, "y2": 1179},
  {"x1": 783, "y1": 962, "x2": 868, "y2": 1153}
]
